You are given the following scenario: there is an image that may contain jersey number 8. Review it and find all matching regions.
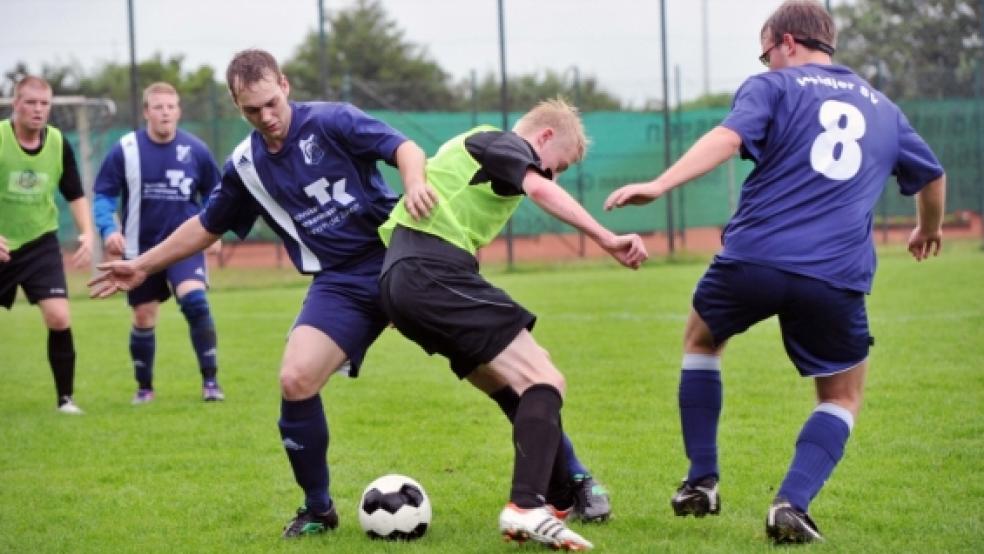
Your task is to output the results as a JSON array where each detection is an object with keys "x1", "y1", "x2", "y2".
[{"x1": 810, "y1": 99, "x2": 865, "y2": 181}]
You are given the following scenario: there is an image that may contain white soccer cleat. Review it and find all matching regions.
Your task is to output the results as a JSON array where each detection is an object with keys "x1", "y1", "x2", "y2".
[
  {"x1": 499, "y1": 503, "x2": 593, "y2": 551},
  {"x1": 57, "y1": 397, "x2": 84, "y2": 415}
]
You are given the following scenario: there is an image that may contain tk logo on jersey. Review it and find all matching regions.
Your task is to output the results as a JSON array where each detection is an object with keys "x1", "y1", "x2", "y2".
[{"x1": 304, "y1": 177, "x2": 355, "y2": 207}]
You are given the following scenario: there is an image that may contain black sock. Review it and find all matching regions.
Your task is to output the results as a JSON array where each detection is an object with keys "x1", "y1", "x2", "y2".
[
  {"x1": 48, "y1": 328, "x2": 76, "y2": 404},
  {"x1": 510, "y1": 384, "x2": 563, "y2": 508},
  {"x1": 490, "y1": 386, "x2": 520, "y2": 422},
  {"x1": 545, "y1": 415, "x2": 574, "y2": 508}
]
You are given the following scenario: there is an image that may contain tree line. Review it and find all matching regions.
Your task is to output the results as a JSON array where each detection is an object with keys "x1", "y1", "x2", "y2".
[{"x1": 2, "y1": 0, "x2": 980, "y2": 132}]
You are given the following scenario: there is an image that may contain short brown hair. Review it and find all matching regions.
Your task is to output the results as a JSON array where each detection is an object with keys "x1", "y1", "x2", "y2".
[
  {"x1": 761, "y1": 0, "x2": 836, "y2": 50},
  {"x1": 142, "y1": 81, "x2": 179, "y2": 107},
  {"x1": 513, "y1": 98, "x2": 589, "y2": 162},
  {"x1": 13, "y1": 75, "x2": 52, "y2": 100},
  {"x1": 226, "y1": 49, "x2": 282, "y2": 100}
]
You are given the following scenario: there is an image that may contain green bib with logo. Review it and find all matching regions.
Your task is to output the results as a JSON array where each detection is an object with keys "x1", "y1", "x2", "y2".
[{"x1": 0, "y1": 119, "x2": 64, "y2": 251}]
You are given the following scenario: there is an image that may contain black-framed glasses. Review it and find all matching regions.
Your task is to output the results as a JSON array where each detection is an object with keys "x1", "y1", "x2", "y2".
[{"x1": 758, "y1": 36, "x2": 836, "y2": 67}]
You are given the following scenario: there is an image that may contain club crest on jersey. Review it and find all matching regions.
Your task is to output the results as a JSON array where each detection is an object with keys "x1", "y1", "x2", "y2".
[
  {"x1": 299, "y1": 134, "x2": 325, "y2": 165},
  {"x1": 176, "y1": 144, "x2": 192, "y2": 163}
]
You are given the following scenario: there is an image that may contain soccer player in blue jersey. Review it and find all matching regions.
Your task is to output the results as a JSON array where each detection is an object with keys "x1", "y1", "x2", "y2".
[
  {"x1": 93, "y1": 82, "x2": 224, "y2": 404},
  {"x1": 605, "y1": 0, "x2": 946, "y2": 544},
  {"x1": 88, "y1": 49, "x2": 610, "y2": 539},
  {"x1": 1, "y1": 76, "x2": 94, "y2": 414}
]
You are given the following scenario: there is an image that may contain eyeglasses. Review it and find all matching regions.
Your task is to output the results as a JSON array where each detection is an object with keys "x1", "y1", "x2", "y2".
[{"x1": 758, "y1": 37, "x2": 836, "y2": 67}]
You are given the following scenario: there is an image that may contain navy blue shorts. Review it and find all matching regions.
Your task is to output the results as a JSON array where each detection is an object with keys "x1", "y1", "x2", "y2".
[
  {"x1": 292, "y1": 262, "x2": 390, "y2": 377},
  {"x1": 127, "y1": 252, "x2": 208, "y2": 307},
  {"x1": 0, "y1": 232, "x2": 68, "y2": 309},
  {"x1": 693, "y1": 257, "x2": 872, "y2": 377}
]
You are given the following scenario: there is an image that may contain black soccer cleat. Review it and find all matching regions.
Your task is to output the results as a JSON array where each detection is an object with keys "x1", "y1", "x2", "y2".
[
  {"x1": 765, "y1": 498, "x2": 824, "y2": 544},
  {"x1": 570, "y1": 474, "x2": 611, "y2": 522},
  {"x1": 282, "y1": 505, "x2": 339, "y2": 538},
  {"x1": 671, "y1": 475, "x2": 720, "y2": 517}
]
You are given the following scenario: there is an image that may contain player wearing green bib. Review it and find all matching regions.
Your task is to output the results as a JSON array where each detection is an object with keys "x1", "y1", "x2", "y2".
[
  {"x1": 379, "y1": 99, "x2": 648, "y2": 551},
  {"x1": 0, "y1": 76, "x2": 95, "y2": 414}
]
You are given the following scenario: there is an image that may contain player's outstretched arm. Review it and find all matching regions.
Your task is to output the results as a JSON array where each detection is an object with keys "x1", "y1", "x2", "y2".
[
  {"x1": 88, "y1": 215, "x2": 219, "y2": 298},
  {"x1": 394, "y1": 140, "x2": 438, "y2": 221},
  {"x1": 523, "y1": 172, "x2": 648, "y2": 269},
  {"x1": 908, "y1": 174, "x2": 946, "y2": 261},
  {"x1": 604, "y1": 126, "x2": 741, "y2": 211},
  {"x1": 0, "y1": 235, "x2": 9, "y2": 263}
]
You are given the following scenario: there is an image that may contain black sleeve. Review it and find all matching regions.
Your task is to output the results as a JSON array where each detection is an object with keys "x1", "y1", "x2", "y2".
[
  {"x1": 59, "y1": 139, "x2": 85, "y2": 201},
  {"x1": 464, "y1": 131, "x2": 550, "y2": 196}
]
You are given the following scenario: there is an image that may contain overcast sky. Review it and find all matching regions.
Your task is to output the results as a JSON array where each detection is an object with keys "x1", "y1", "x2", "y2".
[{"x1": 1, "y1": 0, "x2": 802, "y2": 106}]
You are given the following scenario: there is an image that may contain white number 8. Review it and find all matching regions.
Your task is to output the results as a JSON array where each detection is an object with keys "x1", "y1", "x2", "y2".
[{"x1": 810, "y1": 99, "x2": 865, "y2": 180}]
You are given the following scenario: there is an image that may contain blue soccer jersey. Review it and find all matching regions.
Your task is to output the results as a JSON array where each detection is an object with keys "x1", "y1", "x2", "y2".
[
  {"x1": 199, "y1": 102, "x2": 404, "y2": 274},
  {"x1": 94, "y1": 128, "x2": 220, "y2": 259},
  {"x1": 719, "y1": 64, "x2": 943, "y2": 292}
]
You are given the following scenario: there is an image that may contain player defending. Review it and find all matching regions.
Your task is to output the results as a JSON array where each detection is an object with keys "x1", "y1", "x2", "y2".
[
  {"x1": 378, "y1": 99, "x2": 648, "y2": 551},
  {"x1": 605, "y1": 0, "x2": 946, "y2": 544},
  {"x1": 0, "y1": 76, "x2": 94, "y2": 414},
  {"x1": 93, "y1": 82, "x2": 224, "y2": 403}
]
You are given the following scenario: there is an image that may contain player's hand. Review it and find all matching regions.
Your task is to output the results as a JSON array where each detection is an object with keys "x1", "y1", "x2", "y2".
[
  {"x1": 907, "y1": 225, "x2": 942, "y2": 261},
  {"x1": 72, "y1": 232, "x2": 94, "y2": 268},
  {"x1": 207, "y1": 239, "x2": 222, "y2": 256},
  {"x1": 403, "y1": 180, "x2": 439, "y2": 221},
  {"x1": 104, "y1": 231, "x2": 125, "y2": 258},
  {"x1": 87, "y1": 260, "x2": 148, "y2": 298},
  {"x1": 604, "y1": 182, "x2": 666, "y2": 210},
  {"x1": 0, "y1": 235, "x2": 9, "y2": 263},
  {"x1": 601, "y1": 233, "x2": 649, "y2": 270}
]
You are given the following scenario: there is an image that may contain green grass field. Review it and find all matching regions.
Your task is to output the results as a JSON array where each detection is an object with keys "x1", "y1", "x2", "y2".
[{"x1": 1, "y1": 241, "x2": 982, "y2": 553}]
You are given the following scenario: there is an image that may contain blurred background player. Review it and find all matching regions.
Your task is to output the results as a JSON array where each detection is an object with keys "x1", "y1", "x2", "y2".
[
  {"x1": 605, "y1": 0, "x2": 945, "y2": 544},
  {"x1": 93, "y1": 82, "x2": 224, "y2": 403},
  {"x1": 0, "y1": 76, "x2": 94, "y2": 414},
  {"x1": 378, "y1": 98, "x2": 648, "y2": 550}
]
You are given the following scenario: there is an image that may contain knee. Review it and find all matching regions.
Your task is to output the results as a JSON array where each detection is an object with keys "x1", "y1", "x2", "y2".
[
  {"x1": 179, "y1": 289, "x2": 211, "y2": 320},
  {"x1": 132, "y1": 304, "x2": 157, "y2": 328},
  {"x1": 41, "y1": 306, "x2": 71, "y2": 330},
  {"x1": 279, "y1": 363, "x2": 318, "y2": 400}
]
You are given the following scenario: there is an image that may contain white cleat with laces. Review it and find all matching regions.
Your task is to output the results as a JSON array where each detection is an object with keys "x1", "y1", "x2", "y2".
[{"x1": 499, "y1": 503, "x2": 593, "y2": 551}]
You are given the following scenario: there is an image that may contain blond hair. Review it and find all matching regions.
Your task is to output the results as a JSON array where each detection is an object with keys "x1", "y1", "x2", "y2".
[
  {"x1": 13, "y1": 75, "x2": 52, "y2": 100},
  {"x1": 513, "y1": 98, "x2": 589, "y2": 162},
  {"x1": 142, "y1": 82, "x2": 179, "y2": 107}
]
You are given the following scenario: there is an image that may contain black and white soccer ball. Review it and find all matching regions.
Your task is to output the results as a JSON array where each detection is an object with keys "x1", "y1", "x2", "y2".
[{"x1": 357, "y1": 474, "x2": 432, "y2": 540}]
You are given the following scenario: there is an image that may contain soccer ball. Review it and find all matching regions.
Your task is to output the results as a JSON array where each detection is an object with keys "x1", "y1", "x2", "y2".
[{"x1": 357, "y1": 474, "x2": 432, "y2": 540}]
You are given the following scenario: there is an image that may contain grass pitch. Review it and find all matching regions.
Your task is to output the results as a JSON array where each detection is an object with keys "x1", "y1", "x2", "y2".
[{"x1": 1, "y1": 241, "x2": 982, "y2": 553}]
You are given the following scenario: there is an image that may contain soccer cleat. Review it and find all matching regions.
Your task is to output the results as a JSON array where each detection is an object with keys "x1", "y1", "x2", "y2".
[
  {"x1": 282, "y1": 505, "x2": 339, "y2": 538},
  {"x1": 766, "y1": 498, "x2": 824, "y2": 544},
  {"x1": 499, "y1": 503, "x2": 593, "y2": 551},
  {"x1": 671, "y1": 475, "x2": 720, "y2": 517},
  {"x1": 57, "y1": 397, "x2": 84, "y2": 415},
  {"x1": 132, "y1": 389, "x2": 155, "y2": 405},
  {"x1": 570, "y1": 474, "x2": 611, "y2": 522},
  {"x1": 202, "y1": 382, "x2": 225, "y2": 402}
]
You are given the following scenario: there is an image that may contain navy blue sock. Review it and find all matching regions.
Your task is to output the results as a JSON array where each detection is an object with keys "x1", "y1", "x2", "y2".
[
  {"x1": 178, "y1": 289, "x2": 218, "y2": 382},
  {"x1": 778, "y1": 404, "x2": 853, "y2": 512},
  {"x1": 489, "y1": 386, "x2": 589, "y2": 478},
  {"x1": 279, "y1": 394, "x2": 332, "y2": 513},
  {"x1": 679, "y1": 354, "x2": 723, "y2": 484},
  {"x1": 129, "y1": 326, "x2": 156, "y2": 390}
]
